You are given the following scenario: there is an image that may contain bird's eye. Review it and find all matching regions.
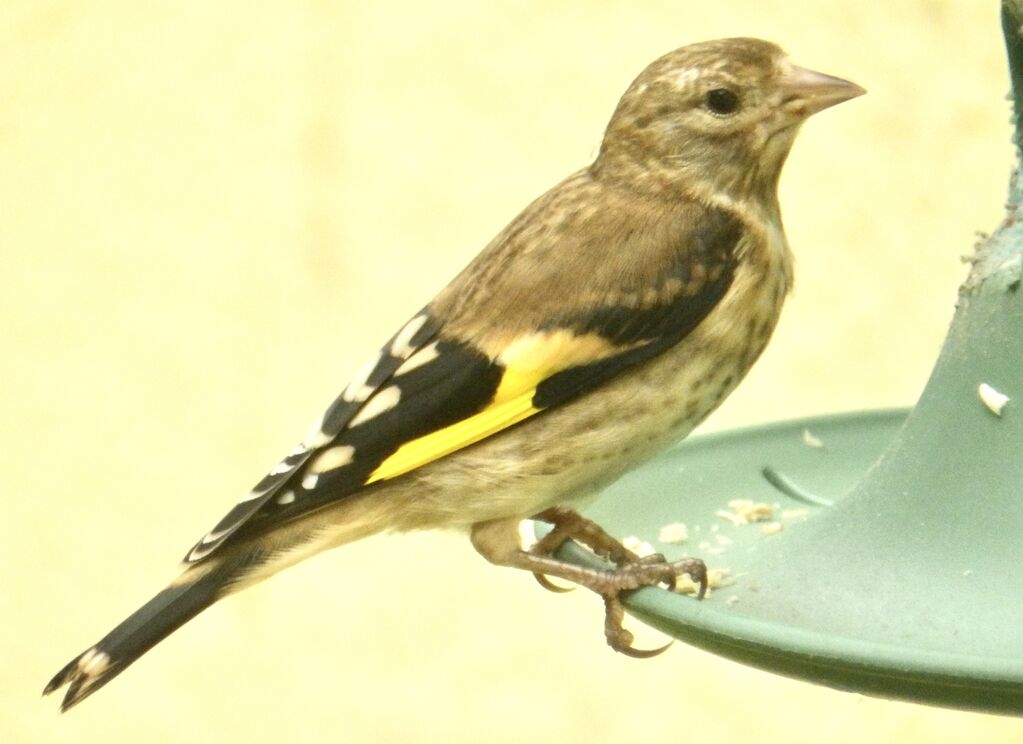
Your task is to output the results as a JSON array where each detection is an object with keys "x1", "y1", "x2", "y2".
[{"x1": 704, "y1": 88, "x2": 740, "y2": 116}]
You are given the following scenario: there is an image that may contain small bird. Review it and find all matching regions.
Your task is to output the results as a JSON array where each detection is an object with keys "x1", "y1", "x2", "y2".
[{"x1": 45, "y1": 37, "x2": 863, "y2": 711}]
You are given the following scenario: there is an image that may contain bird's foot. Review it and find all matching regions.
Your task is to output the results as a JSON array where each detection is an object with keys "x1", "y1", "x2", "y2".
[{"x1": 527, "y1": 506, "x2": 707, "y2": 656}]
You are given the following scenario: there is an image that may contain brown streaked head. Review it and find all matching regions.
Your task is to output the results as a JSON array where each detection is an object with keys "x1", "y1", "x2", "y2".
[{"x1": 595, "y1": 37, "x2": 864, "y2": 199}]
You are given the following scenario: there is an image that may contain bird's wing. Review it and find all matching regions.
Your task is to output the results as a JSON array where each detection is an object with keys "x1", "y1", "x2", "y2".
[
  {"x1": 184, "y1": 194, "x2": 744, "y2": 564},
  {"x1": 183, "y1": 311, "x2": 441, "y2": 561}
]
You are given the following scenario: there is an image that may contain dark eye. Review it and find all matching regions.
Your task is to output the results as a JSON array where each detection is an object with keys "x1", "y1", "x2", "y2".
[{"x1": 704, "y1": 88, "x2": 740, "y2": 115}]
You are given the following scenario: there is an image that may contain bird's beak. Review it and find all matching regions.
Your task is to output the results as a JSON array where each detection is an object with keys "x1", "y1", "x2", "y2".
[{"x1": 779, "y1": 64, "x2": 866, "y2": 118}]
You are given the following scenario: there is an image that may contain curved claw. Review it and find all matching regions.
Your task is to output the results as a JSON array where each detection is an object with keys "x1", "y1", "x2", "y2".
[
  {"x1": 533, "y1": 572, "x2": 575, "y2": 593},
  {"x1": 671, "y1": 558, "x2": 708, "y2": 599},
  {"x1": 688, "y1": 562, "x2": 709, "y2": 600},
  {"x1": 615, "y1": 639, "x2": 674, "y2": 659},
  {"x1": 602, "y1": 593, "x2": 673, "y2": 659}
]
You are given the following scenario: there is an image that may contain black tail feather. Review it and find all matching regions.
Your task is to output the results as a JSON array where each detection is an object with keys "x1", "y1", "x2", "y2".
[{"x1": 44, "y1": 563, "x2": 232, "y2": 712}]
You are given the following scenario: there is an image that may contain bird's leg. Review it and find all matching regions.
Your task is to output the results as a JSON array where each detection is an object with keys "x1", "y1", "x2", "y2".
[
  {"x1": 530, "y1": 506, "x2": 640, "y2": 568},
  {"x1": 470, "y1": 513, "x2": 707, "y2": 658},
  {"x1": 526, "y1": 506, "x2": 605, "y2": 592}
]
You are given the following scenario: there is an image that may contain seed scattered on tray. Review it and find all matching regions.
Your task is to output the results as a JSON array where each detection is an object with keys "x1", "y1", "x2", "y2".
[
  {"x1": 978, "y1": 382, "x2": 1009, "y2": 416},
  {"x1": 675, "y1": 567, "x2": 732, "y2": 596},
  {"x1": 716, "y1": 499, "x2": 775, "y2": 525},
  {"x1": 657, "y1": 522, "x2": 689, "y2": 544},
  {"x1": 622, "y1": 535, "x2": 657, "y2": 558},
  {"x1": 801, "y1": 428, "x2": 824, "y2": 448},
  {"x1": 698, "y1": 540, "x2": 725, "y2": 556}
]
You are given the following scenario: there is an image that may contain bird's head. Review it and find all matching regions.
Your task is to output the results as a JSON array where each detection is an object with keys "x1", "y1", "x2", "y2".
[{"x1": 595, "y1": 38, "x2": 864, "y2": 203}]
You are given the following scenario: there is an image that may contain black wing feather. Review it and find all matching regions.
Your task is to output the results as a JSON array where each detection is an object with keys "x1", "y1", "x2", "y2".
[
  {"x1": 183, "y1": 308, "x2": 439, "y2": 562},
  {"x1": 231, "y1": 339, "x2": 503, "y2": 538}
]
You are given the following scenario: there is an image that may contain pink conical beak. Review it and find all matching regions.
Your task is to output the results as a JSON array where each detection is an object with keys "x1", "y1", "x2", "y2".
[{"x1": 780, "y1": 64, "x2": 866, "y2": 117}]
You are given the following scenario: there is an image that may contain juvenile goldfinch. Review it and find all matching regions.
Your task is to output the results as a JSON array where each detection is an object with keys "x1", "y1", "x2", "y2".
[{"x1": 45, "y1": 37, "x2": 863, "y2": 710}]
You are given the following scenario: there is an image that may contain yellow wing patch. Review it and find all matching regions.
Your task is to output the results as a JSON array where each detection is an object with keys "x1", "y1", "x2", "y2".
[{"x1": 366, "y1": 330, "x2": 624, "y2": 484}]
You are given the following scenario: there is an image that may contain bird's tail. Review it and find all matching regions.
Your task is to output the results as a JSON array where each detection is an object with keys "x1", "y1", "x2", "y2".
[{"x1": 43, "y1": 559, "x2": 238, "y2": 712}]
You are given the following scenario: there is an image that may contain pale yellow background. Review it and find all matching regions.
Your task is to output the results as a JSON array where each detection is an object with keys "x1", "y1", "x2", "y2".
[{"x1": 4, "y1": 1, "x2": 1022, "y2": 742}]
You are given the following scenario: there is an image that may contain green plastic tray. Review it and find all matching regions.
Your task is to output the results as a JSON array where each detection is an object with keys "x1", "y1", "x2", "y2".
[{"x1": 553, "y1": 407, "x2": 1023, "y2": 716}]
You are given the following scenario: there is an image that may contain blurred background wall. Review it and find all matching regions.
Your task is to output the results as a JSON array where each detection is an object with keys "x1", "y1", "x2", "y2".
[{"x1": 4, "y1": 1, "x2": 1022, "y2": 741}]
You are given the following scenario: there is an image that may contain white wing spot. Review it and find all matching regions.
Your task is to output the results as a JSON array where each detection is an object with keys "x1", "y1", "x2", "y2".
[
  {"x1": 200, "y1": 527, "x2": 231, "y2": 545},
  {"x1": 302, "y1": 473, "x2": 319, "y2": 490},
  {"x1": 276, "y1": 490, "x2": 296, "y2": 505},
  {"x1": 390, "y1": 315, "x2": 428, "y2": 359},
  {"x1": 303, "y1": 422, "x2": 334, "y2": 449},
  {"x1": 394, "y1": 341, "x2": 439, "y2": 376},
  {"x1": 186, "y1": 543, "x2": 215, "y2": 563},
  {"x1": 343, "y1": 352, "x2": 383, "y2": 403},
  {"x1": 269, "y1": 460, "x2": 292, "y2": 475},
  {"x1": 237, "y1": 489, "x2": 263, "y2": 503},
  {"x1": 349, "y1": 385, "x2": 401, "y2": 427},
  {"x1": 288, "y1": 443, "x2": 308, "y2": 457},
  {"x1": 309, "y1": 444, "x2": 356, "y2": 475}
]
